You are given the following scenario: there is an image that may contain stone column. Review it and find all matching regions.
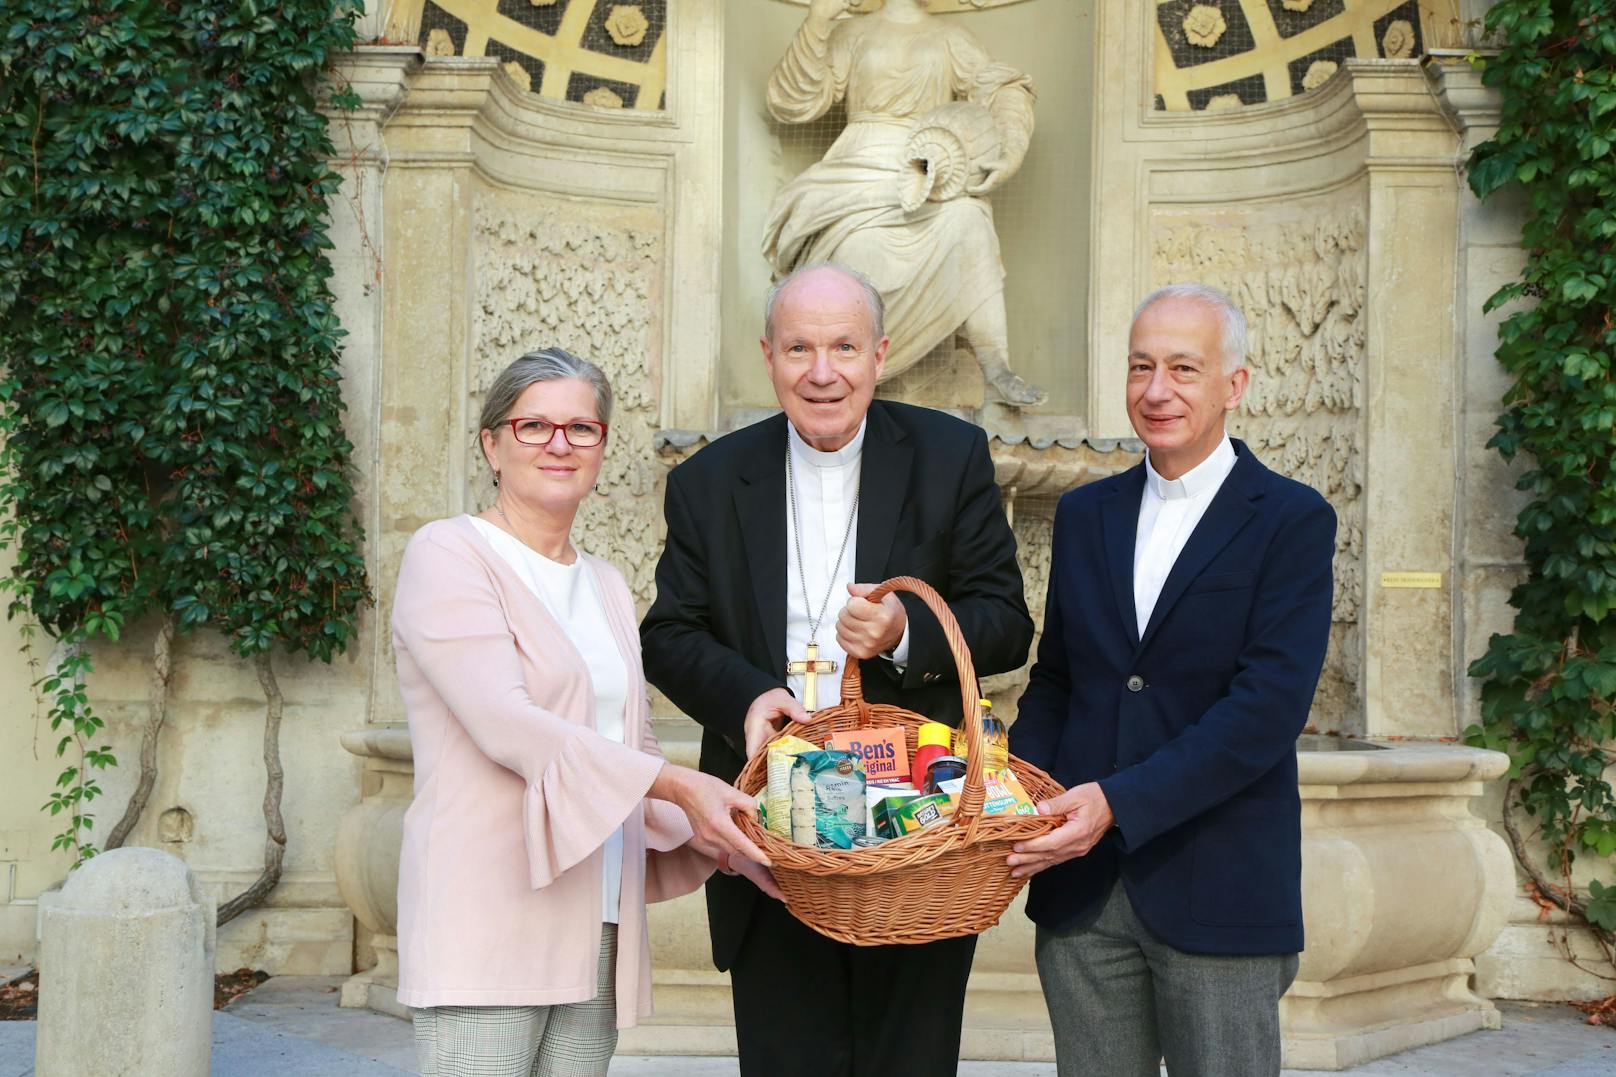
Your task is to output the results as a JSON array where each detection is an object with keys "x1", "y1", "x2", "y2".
[
  {"x1": 35, "y1": 848, "x2": 216, "y2": 1077},
  {"x1": 334, "y1": 728, "x2": 413, "y2": 1017},
  {"x1": 325, "y1": 46, "x2": 424, "y2": 729},
  {"x1": 1349, "y1": 64, "x2": 1464, "y2": 738}
]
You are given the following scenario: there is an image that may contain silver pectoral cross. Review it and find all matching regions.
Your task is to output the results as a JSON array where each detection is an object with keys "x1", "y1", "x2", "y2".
[{"x1": 786, "y1": 641, "x2": 839, "y2": 712}]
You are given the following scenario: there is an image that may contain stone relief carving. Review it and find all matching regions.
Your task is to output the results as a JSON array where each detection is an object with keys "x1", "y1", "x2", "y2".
[
  {"x1": 1301, "y1": 60, "x2": 1339, "y2": 92},
  {"x1": 1182, "y1": 6, "x2": 1228, "y2": 48},
  {"x1": 584, "y1": 87, "x2": 625, "y2": 109},
  {"x1": 1382, "y1": 19, "x2": 1416, "y2": 59},
  {"x1": 983, "y1": 500, "x2": 1055, "y2": 719},
  {"x1": 1153, "y1": 206, "x2": 1367, "y2": 730},
  {"x1": 604, "y1": 5, "x2": 651, "y2": 47},
  {"x1": 471, "y1": 201, "x2": 669, "y2": 607},
  {"x1": 772, "y1": 0, "x2": 1040, "y2": 11},
  {"x1": 502, "y1": 62, "x2": 533, "y2": 92},
  {"x1": 1155, "y1": 0, "x2": 1428, "y2": 112},
  {"x1": 762, "y1": 0, "x2": 1046, "y2": 412},
  {"x1": 425, "y1": 28, "x2": 455, "y2": 56}
]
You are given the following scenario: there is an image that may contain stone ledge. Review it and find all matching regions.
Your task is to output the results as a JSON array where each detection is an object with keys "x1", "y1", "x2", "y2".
[{"x1": 1284, "y1": 1007, "x2": 1501, "y2": 1072}]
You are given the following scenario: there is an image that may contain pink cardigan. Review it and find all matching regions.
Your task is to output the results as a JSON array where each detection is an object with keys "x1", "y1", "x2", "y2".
[{"x1": 391, "y1": 515, "x2": 712, "y2": 1023}]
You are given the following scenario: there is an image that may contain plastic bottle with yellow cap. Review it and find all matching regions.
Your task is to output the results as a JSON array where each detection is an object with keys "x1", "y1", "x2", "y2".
[{"x1": 953, "y1": 698, "x2": 1010, "y2": 771}]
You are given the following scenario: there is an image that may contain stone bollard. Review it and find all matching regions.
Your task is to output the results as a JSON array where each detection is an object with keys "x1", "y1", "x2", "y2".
[{"x1": 35, "y1": 847, "x2": 217, "y2": 1077}]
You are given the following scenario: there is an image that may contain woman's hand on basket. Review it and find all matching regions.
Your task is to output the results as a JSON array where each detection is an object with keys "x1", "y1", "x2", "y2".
[
  {"x1": 723, "y1": 852, "x2": 786, "y2": 901},
  {"x1": 743, "y1": 687, "x2": 809, "y2": 759},
  {"x1": 1006, "y1": 783, "x2": 1115, "y2": 879},
  {"x1": 650, "y1": 764, "x2": 772, "y2": 869}
]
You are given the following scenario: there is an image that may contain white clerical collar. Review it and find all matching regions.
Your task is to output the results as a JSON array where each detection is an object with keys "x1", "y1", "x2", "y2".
[
  {"x1": 1145, "y1": 435, "x2": 1236, "y2": 502},
  {"x1": 787, "y1": 418, "x2": 866, "y2": 470}
]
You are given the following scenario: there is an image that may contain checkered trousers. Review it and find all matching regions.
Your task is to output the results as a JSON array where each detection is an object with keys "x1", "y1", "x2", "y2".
[{"x1": 413, "y1": 925, "x2": 619, "y2": 1077}]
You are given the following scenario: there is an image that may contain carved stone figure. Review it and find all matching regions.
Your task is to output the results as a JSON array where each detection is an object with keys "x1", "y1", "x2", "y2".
[{"x1": 763, "y1": 0, "x2": 1046, "y2": 408}]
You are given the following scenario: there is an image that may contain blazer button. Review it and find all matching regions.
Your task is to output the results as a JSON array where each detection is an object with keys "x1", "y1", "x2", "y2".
[
  {"x1": 923, "y1": 672, "x2": 941, "y2": 684},
  {"x1": 1126, "y1": 675, "x2": 1145, "y2": 693}
]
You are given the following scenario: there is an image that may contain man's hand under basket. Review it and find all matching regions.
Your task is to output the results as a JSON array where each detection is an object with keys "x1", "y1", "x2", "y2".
[{"x1": 1005, "y1": 783, "x2": 1115, "y2": 879}]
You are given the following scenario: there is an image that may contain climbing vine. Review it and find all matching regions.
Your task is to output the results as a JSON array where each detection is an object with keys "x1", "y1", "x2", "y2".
[
  {"x1": 0, "y1": 0, "x2": 371, "y2": 907},
  {"x1": 1465, "y1": 0, "x2": 1616, "y2": 966}
]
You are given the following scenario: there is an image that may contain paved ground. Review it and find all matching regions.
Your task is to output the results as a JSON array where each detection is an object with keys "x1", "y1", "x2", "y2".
[{"x1": 0, "y1": 976, "x2": 1611, "y2": 1075}]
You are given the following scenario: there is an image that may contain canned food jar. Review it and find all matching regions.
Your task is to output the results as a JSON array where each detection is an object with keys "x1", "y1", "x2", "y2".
[{"x1": 924, "y1": 755, "x2": 967, "y2": 794}]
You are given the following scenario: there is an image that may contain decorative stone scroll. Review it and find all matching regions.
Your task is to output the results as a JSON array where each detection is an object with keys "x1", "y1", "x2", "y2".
[
  {"x1": 471, "y1": 199, "x2": 669, "y2": 607},
  {"x1": 1153, "y1": 205, "x2": 1367, "y2": 730}
]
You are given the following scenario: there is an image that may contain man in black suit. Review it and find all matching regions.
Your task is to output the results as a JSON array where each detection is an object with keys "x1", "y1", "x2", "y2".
[{"x1": 641, "y1": 263, "x2": 1032, "y2": 1076}]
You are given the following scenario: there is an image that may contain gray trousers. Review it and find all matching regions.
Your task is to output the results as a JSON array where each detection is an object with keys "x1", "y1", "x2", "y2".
[
  {"x1": 413, "y1": 925, "x2": 619, "y2": 1077},
  {"x1": 1035, "y1": 881, "x2": 1297, "y2": 1077}
]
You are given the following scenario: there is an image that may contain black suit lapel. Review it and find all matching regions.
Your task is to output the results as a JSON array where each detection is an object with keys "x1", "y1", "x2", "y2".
[
  {"x1": 855, "y1": 403, "x2": 913, "y2": 583},
  {"x1": 1136, "y1": 447, "x2": 1264, "y2": 653},
  {"x1": 1101, "y1": 468, "x2": 1145, "y2": 648},
  {"x1": 735, "y1": 417, "x2": 789, "y2": 677}
]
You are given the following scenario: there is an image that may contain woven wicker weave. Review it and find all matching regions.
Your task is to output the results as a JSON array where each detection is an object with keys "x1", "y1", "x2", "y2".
[{"x1": 734, "y1": 576, "x2": 1065, "y2": 946}]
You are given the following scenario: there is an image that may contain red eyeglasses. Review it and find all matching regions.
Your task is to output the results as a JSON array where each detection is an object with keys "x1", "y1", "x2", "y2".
[{"x1": 506, "y1": 416, "x2": 609, "y2": 447}]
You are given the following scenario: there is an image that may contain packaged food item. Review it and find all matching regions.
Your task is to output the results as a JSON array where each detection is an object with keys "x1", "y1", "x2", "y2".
[
  {"x1": 865, "y1": 783, "x2": 919, "y2": 835},
  {"x1": 852, "y1": 835, "x2": 887, "y2": 848},
  {"x1": 881, "y1": 792, "x2": 954, "y2": 837},
  {"x1": 764, "y1": 734, "x2": 821, "y2": 839},
  {"x1": 790, "y1": 750, "x2": 867, "y2": 849},
  {"x1": 951, "y1": 699, "x2": 1010, "y2": 772},
  {"x1": 910, "y1": 722, "x2": 952, "y2": 788},
  {"x1": 936, "y1": 768, "x2": 1039, "y2": 816},
  {"x1": 827, "y1": 726, "x2": 910, "y2": 784},
  {"x1": 871, "y1": 788, "x2": 929, "y2": 838},
  {"x1": 923, "y1": 755, "x2": 967, "y2": 794},
  {"x1": 991, "y1": 768, "x2": 1038, "y2": 815}
]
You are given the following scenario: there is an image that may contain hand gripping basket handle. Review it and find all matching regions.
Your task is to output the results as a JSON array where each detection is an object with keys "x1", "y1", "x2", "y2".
[{"x1": 839, "y1": 576, "x2": 988, "y2": 841}]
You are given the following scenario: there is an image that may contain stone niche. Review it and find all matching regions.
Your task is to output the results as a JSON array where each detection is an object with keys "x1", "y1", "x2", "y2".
[{"x1": 720, "y1": 0, "x2": 1097, "y2": 426}]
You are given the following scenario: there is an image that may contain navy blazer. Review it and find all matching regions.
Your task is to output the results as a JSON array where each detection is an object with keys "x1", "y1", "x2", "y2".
[{"x1": 1010, "y1": 440, "x2": 1335, "y2": 955}]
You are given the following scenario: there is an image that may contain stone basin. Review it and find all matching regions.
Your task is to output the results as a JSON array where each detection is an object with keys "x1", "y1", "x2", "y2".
[{"x1": 334, "y1": 726, "x2": 1511, "y2": 1069}]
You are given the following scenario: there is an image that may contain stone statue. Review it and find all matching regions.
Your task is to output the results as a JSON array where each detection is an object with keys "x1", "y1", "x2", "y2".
[{"x1": 763, "y1": 0, "x2": 1046, "y2": 409}]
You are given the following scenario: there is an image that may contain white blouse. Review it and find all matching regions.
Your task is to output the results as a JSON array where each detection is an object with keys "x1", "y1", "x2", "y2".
[{"x1": 469, "y1": 516, "x2": 629, "y2": 924}]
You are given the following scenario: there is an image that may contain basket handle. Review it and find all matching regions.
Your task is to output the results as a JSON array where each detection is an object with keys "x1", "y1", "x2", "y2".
[{"x1": 839, "y1": 576, "x2": 986, "y2": 842}]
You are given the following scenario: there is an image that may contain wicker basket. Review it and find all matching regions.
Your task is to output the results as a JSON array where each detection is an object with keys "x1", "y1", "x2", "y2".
[{"x1": 734, "y1": 576, "x2": 1065, "y2": 946}]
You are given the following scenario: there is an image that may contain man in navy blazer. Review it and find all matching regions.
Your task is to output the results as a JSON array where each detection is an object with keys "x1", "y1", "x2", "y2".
[{"x1": 1007, "y1": 284, "x2": 1336, "y2": 1076}]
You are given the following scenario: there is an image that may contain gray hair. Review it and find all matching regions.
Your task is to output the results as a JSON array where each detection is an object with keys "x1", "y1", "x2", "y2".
[
  {"x1": 1133, "y1": 284, "x2": 1248, "y2": 372},
  {"x1": 477, "y1": 347, "x2": 613, "y2": 437},
  {"x1": 764, "y1": 262, "x2": 886, "y2": 343}
]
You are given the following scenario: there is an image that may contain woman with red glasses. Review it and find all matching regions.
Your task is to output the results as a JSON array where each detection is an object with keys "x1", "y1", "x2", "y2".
[{"x1": 391, "y1": 347, "x2": 780, "y2": 1076}]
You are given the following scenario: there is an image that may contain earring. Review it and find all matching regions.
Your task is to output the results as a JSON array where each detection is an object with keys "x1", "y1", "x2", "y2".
[{"x1": 492, "y1": 472, "x2": 501, "y2": 488}]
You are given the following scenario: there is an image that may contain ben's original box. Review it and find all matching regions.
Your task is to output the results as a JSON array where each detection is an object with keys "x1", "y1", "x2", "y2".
[{"x1": 827, "y1": 726, "x2": 909, "y2": 784}]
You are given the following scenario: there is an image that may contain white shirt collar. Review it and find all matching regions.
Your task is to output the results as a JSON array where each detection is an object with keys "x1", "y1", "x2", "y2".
[
  {"x1": 1145, "y1": 435, "x2": 1236, "y2": 502},
  {"x1": 787, "y1": 418, "x2": 867, "y2": 470}
]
